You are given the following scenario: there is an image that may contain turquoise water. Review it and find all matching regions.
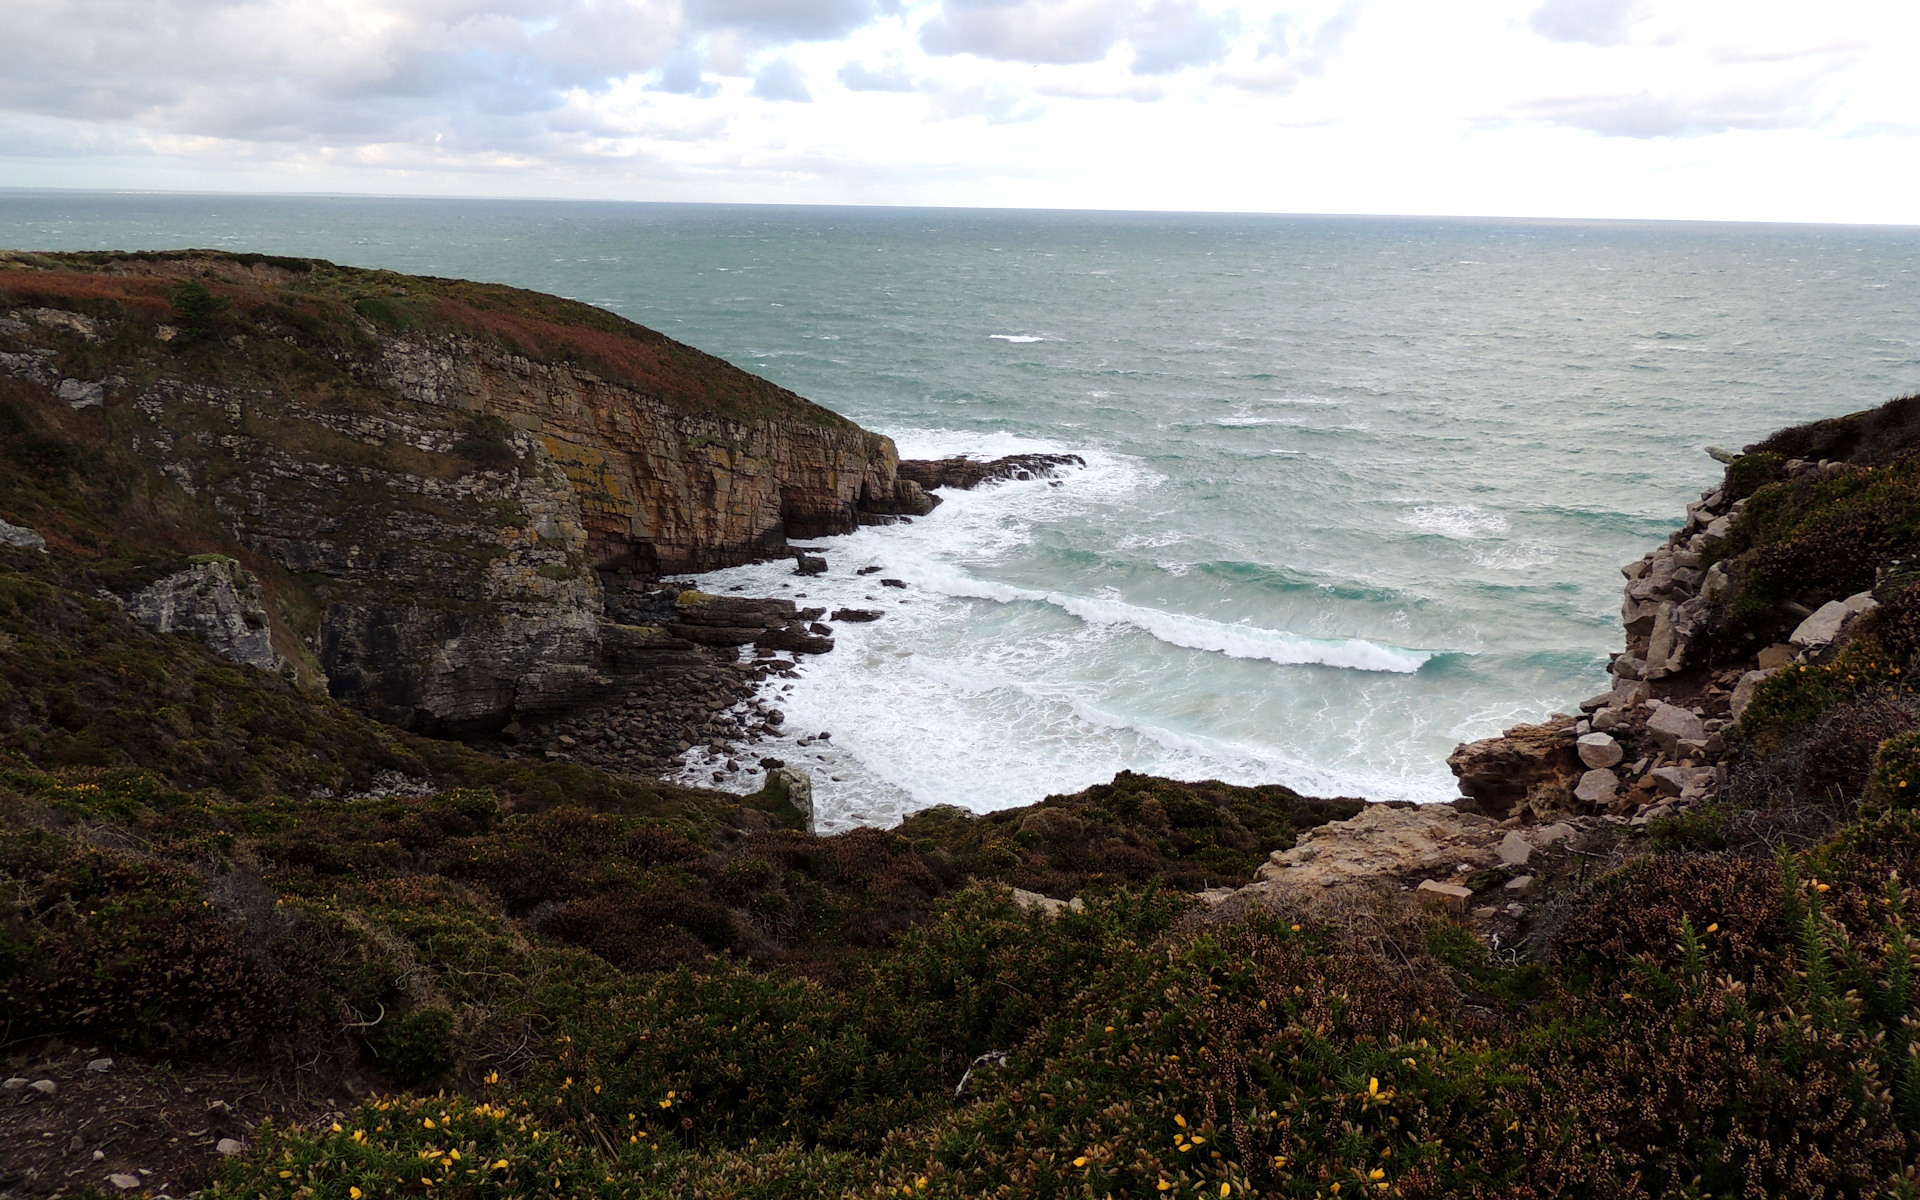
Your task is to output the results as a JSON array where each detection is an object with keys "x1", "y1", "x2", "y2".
[{"x1": 6, "y1": 192, "x2": 1919, "y2": 826}]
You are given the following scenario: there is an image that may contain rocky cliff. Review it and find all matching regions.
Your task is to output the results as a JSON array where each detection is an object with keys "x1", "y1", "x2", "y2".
[{"x1": 0, "y1": 250, "x2": 933, "y2": 732}]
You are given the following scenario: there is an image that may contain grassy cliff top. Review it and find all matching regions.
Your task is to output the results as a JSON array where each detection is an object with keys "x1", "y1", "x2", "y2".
[{"x1": 0, "y1": 248, "x2": 864, "y2": 432}]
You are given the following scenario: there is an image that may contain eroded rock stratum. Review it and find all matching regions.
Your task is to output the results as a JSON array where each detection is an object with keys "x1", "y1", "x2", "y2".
[{"x1": 0, "y1": 250, "x2": 932, "y2": 731}]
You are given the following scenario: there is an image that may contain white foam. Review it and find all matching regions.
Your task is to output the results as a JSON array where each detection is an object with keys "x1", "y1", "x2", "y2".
[
  {"x1": 1399, "y1": 504, "x2": 1509, "y2": 539},
  {"x1": 1212, "y1": 416, "x2": 1302, "y2": 427},
  {"x1": 990, "y1": 334, "x2": 1044, "y2": 343}
]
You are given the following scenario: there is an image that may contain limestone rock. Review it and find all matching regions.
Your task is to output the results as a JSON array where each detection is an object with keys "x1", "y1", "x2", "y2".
[
  {"x1": 1576, "y1": 732, "x2": 1623, "y2": 769},
  {"x1": 0, "y1": 517, "x2": 47, "y2": 552},
  {"x1": 1258, "y1": 803, "x2": 1503, "y2": 892},
  {"x1": 1011, "y1": 888, "x2": 1086, "y2": 917},
  {"x1": 1730, "y1": 668, "x2": 1780, "y2": 724},
  {"x1": 1790, "y1": 590, "x2": 1878, "y2": 652},
  {"x1": 761, "y1": 766, "x2": 815, "y2": 834},
  {"x1": 1574, "y1": 768, "x2": 1620, "y2": 806},
  {"x1": 126, "y1": 557, "x2": 284, "y2": 673},
  {"x1": 1504, "y1": 874, "x2": 1536, "y2": 897},
  {"x1": 216, "y1": 1138, "x2": 246, "y2": 1156},
  {"x1": 1646, "y1": 703, "x2": 1707, "y2": 753},
  {"x1": 1415, "y1": 880, "x2": 1473, "y2": 913},
  {"x1": 1446, "y1": 716, "x2": 1583, "y2": 819},
  {"x1": 1497, "y1": 831, "x2": 1533, "y2": 866},
  {"x1": 1756, "y1": 643, "x2": 1796, "y2": 671}
]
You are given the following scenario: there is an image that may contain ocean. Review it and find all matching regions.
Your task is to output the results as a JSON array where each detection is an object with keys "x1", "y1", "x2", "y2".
[{"x1": 6, "y1": 191, "x2": 1918, "y2": 830}]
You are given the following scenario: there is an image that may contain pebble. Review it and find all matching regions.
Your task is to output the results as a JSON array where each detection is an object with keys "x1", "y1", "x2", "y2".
[
  {"x1": 216, "y1": 1138, "x2": 246, "y2": 1156},
  {"x1": 87, "y1": 1057, "x2": 114, "y2": 1072},
  {"x1": 108, "y1": 1174, "x2": 141, "y2": 1190},
  {"x1": 1, "y1": 1077, "x2": 26, "y2": 1090},
  {"x1": 30, "y1": 1079, "x2": 56, "y2": 1095}
]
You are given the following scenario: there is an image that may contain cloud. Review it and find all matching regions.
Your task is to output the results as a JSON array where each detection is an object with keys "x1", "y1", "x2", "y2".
[
  {"x1": 0, "y1": 0, "x2": 687, "y2": 144},
  {"x1": 750, "y1": 56, "x2": 814, "y2": 101},
  {"x1": 1524, "y1": 86, "x2": 1818, "y2": 138},
  {"x1": 1128, "y1": 1, "x2": 1237, "y2": 75},
  {"x1": 1529, "y1": 0, "x2": 1648, "y2": 47},
  {"x1": 651, "y1": 49, "x2": 721, "y2": 96},
  {"x1": 839, "y1": 59, "x2": 918, "y2": 91},
  {"x1": 920, "y1": 0, "x2": 1135, "y2": 65},
  {"x1": 684, "y1": 0, "x2": 881, "y2": 42},
  {"x1": 1213, "y1": 2, "x2": 1359, "y2": 94}
]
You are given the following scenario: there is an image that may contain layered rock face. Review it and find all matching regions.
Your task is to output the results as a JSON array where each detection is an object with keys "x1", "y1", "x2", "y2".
[{"x1": 0, "y1": 252, "x2": 931, "y2": 731}]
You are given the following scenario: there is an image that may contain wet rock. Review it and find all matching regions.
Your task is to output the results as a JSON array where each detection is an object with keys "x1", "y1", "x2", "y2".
[
  {"x1": 897, "y1": 453, "x2": 1085, "y2": 491},
  {"x1": 831, "y1": 608, "x2": 882, "y2": 622},
  {"x1": 794, "y1": 554, "x2": 828, "y2": 576},
  {"x1": 880, "y1": 578, "x2": 907, "y2": 588}
]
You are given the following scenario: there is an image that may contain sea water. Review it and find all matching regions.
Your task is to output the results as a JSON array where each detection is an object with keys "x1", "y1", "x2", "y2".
[{"x1": 6, "y1": 193, "x2": 1919, "y2": 829}]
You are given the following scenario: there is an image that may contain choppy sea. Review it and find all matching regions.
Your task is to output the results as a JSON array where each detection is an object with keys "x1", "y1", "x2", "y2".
[{"x1": 6, "y1": 192, "x2": 1918, "y2": 829}]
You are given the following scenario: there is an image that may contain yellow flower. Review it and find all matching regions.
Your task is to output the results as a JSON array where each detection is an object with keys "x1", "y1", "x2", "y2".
[
  {"x1": 1192, "y1": 1136, "x2": 1205, "y2": 1145},
  {"x1": 1273, "y1": 1156, "x2": 1288, "y2": 1169},
  {"x1": 331, "y1": 1122, "x2": 343, "y2": 1132},
  {"x1": 1105, "y1": 1025, "x2": 1115, "y2": 1032},
  {"x1": 350, "y1": 1189, "x2": 363, "y2": 1199},
  {"x1": 660, "y1": 1099, "x2": 673, "y2": 1109},
  {"x1": 1706, "y1": 923, "x2": 1718, "y2": 933},
  {"x1": 1222, "y1": 1185, "x2": 1232, "y2": 1197},
  {"x1": 1368, "y1": 1078, "x2": 1380, "y2": 1097},
  {"x1": 1175, "y1": 1115, "x2": 1188, "y2": 1128},
  {"x1": 1158, "y1": 1183, "x2": 1173, "y2": 1193},
  {"x1": 1074, "y1": 1157, "x2": 1090, "y2": 1167},
  {"x1": 1370, "y1": 1169, "x2": 1386, "y2": 1180},
  {"x1": 448, "y1": 1150, "x2": 460, "y2": 1162},
  {"x1": 1291, "y1": 924, "x2": 1302, "y2": 932},
  {"x1": 279, "y1": 1171, "x2": 293, "y2": 1179},
  {"x1": 492, "y1": 1160, "x2": 509, "y2": 1170},
  {"x1": 423, "y1": 1118, "x2": 435, "y2": 1129}
]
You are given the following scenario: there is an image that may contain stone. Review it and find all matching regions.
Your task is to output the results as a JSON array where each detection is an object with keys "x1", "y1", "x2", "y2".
[
  {"x1": 761, "y1": 766, "x2": 815, "y2": 833},
  {"x1": 1504, "y1": 875, "x2": 1536, "y2": 898},
  {"x1": 56, "y1": 377, "x2": 106, "y2": 408},
  {"x1": 1646, "y1": 703, "x2": 1707, "y2": 753},
  {"x1": 108, "y1": 1175, "x2": 142, "y2": 1191},
  {"x1": 1011, "y1": 887, "x2": 1086, "y2": 917},
  {"x1": 1578, "y1": 690, "x2": 1614, "y2": 713},
  {"x1": 216, "y1": 1138, "x2": 246, "y2": 1156},
  {"x1": 1702, "y1": 515, "x2": 1733, "y2": 541},
  {"x1": 126, "y1": 557, "x2": 284, "y2": 673},
  {"x1": 1756, "y1": 643, "x2": 1796, "y2": 670},
  {"x1": 30, "y1": 1079, "x2": 55, "y2": 1095},
  {"x1": 1790, "y1": 590, "x2": 1878, "y2": 651},
  {"x1": 1646, "y1": 603, "x2": 1679, "y2": 672},
  {"x1": 87, "y1": 1057, "x2": 113, "y2": 1072},
  {"x1": 793, "y1": 554, "x2": 828, "y2": 576},
  {"x1": 1574, "y1": 768, "x2": 1620, "y2": 806},
  {"x1": 1, "y1": 1077, "x2": 26, "y2": 1090},
  {"x1": 1729, "y1": 668, "x2": 1779, "y2": 724},
  {"x1": 1446, "y1": 716, "x2": 1583, "y2": 820},
  {"x1": 1258, "y1": 804, "x2": 1503, "y2": 893},
  {"x1": 0, "y1": 518, "x2": 47, "y2": 552},
  {"x1": 1497, "y1": 831, "x2": 1533, "y2": 866},
  {"x1": 897, "y1": 453, "x2": 1085, "y2": 491},
  {"x1": 1650, "y1": 766, "x2": 1687, "y2": 796},
  {"x1": 831, "y1": 608, "x2": 882, "y2": 622},
  {"x1": 1416, "y1": 880, "x2": 1473, "y2": 913},
  {"x1": 1577, "y1": 732, "x2": 1623, "y2": 769},
  {"x1": 880, "y1": 578, "x2": 908, "y2": 588},
  {"x1": 1591, "y1": 707, "x2": 1621, "y2": 732},
  {"x1": 1532, "y1": 821, "x2": 1576, "y2": 847},
  {"x1": 1701, "y1": 562, "x2": 1731, "y2": 602}
]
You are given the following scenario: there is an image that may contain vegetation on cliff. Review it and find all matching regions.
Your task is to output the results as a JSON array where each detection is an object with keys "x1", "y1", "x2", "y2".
[{"x1": 5, "y1": 267, "x2": 1920, "y2": 1196}]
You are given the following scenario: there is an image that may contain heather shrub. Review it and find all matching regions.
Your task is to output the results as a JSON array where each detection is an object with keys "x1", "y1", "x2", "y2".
[
  {"x1": 1871, "y1": 730, "x2": 1920, "y2": 809},
  {"x1": 364, "y1": 1007, "x2": 457, "y2": 1088}
]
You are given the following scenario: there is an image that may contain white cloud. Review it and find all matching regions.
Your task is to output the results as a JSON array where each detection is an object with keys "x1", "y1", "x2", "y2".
[
  {"x1": 0, "y1": 0, "x2": 1914, "y2": 223},
  {"x1": 750, "y1": 56, "x2": 815, "y2": 101}
]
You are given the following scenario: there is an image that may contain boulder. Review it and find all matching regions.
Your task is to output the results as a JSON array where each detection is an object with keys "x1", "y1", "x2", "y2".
[
  {"x1": 1645, "y1": 603, "x2": 1678, "y2": 674},
  {"x1": 1646, "y1": 703, "x2": 1706, "y2": 753},
  {"x1": 793, "y1": 554, "x2": 828, "y2": 576},
  {"x1": 1790, "y1": 591, "x2": 1878, "y2": 652},
  {"x1": 1258, "y1": 804, "x2": 1504, "y2": 892},
  {"x1": 761, "y1": 766, "x2": 815, "y2": 833},
  {"x1": 1447, "y1": 716, "x2": 1583, "y2": 819},
  {"x1": 1497, "y1": 831, "x2": 1533, "y2": 866},
  {"x1": 1729, "y1": 668, "x2": 1780, "y2": 724},
  {"x1": 0, "y1": 517, "x2": 47, "y2": 552},
  {"x1": 1011, "y1": 887, "x2": 1086, "y2": 917},
  {"x1": 1577, "y1": 732, "x2": 1623, "y2": 769},
  {"x1": 831, "y1": 608, "x2": 882, "y2": 622},
  {"x1": 1415, "y1": 880, "x2": 1473, "y2": 914},
  {"x1": 126, "y1": 557, "x2": 284, "y2": 673},
  {"x1": 1574, "y1": 768, "x2": 1620, "y2": 806},
  {"x1": 1756, "y1": 643, "x2": 1796, "y2": 671}
]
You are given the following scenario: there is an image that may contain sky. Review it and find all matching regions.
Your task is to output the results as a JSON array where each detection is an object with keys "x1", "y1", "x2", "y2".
[{"x1": 1, "y1": 0, "x2": 1916, "y2": 222}]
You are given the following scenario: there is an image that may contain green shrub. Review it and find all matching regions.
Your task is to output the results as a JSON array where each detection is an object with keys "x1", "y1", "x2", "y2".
[
  {"x1": 1725, "y1": 450, "x2": 1787, "y2": 500},
  {"x1": 1870, "y1": 730, "x2": 1920, "y2": 809},
  {"x1": 365, "y1": 1007, "x2": 457, "y2": 1088}
]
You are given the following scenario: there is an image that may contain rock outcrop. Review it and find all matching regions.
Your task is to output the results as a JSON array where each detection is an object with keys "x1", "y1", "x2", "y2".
[
  {"x1": 1446, "y1": 715, "x2": 1582, "y2": 820},
  {"x1": 896, "y1": 453, "x2": 1085, "y2": 491},
  {"x1": 125, "y1": 557, "x2": 286, "y2": 674},
  {"x1": 0, "y1": 251, "x2": 938, "y2": 732}
]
